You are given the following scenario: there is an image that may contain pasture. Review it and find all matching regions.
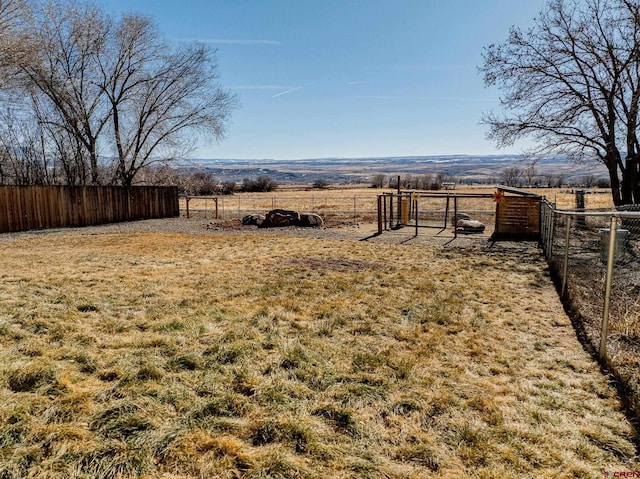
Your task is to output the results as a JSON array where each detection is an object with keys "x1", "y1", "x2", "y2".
[
  {"x1": 0, "y1": 224, "x2": 637, "y2": 478},
  {"x1": 179, "y1": 186, "x2": 615, "y2": 225}
]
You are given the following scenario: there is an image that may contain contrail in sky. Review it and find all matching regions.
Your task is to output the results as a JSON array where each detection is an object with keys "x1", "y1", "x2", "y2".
[{"x1": 272, "y1": 82, "x2": 314, "y2": 98}]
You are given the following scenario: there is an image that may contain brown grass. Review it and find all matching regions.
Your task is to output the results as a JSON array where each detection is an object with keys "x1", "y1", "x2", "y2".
[
  {"x1": 0, "y1": 228, "x2": 636, "y2": 477},
  {"x1": 180, "y1": 186, "x2": 616, "y2": 224}
]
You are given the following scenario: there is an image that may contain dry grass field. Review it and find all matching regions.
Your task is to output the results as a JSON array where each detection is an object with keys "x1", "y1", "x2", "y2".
[
  {"x1": 0, "y1": 224, "x2": 637, "y2": 478},
  {"x1": 179, "y1": 186, "x2": 615, "y2": 223}
]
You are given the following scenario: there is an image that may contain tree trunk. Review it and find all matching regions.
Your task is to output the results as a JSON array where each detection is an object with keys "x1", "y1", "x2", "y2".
[
  {"x1": 89, "y1": 138, "x2": 99, "y2": 185},
  {"x1": 607, "y1": 152, "x2": 623, "y2": 206},
  {"x1": 620, "y1": 163, "x2": 635, "y2": 206},
  {"x1": 628, "y1": 157, "x2": 640, "y2": 204}
]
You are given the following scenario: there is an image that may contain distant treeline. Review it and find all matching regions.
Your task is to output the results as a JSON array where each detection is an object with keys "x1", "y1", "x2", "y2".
[
  {"x1": 370, "y1": 173, "x2": 451, "y2": 190},
  {"x1": 137, "y1": 167, "x2": 279, "y2": 195},
  {"x1": 370, "y1": 169, "x2": 611, "y2": 190}
]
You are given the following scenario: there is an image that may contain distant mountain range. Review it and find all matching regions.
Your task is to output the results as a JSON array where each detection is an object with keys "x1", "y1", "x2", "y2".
[{"x1": 175, "y1": 155, "x2": 609, "y2": 185}]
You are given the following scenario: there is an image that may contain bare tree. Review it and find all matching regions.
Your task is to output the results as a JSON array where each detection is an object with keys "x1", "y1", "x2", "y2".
[
  {"x1": 14, "y1": 1, "x2": 111, "y2": 184},
  {"x1": 1, "y1": 0, "x2": 236, "y2": 186},
  {"x1": 0, "y1": 0, "x2": 27, "y2": 84},
  {"x1": 523, "y1": 163, "x2": 537, "y2": 187},
  {"x1": 0, "y1": 103, "x2": 61, "y2": 185},
  {"x1": 431, "y1": 172, "x2": 445, "y2": 190},
  {"x1": 98, "y1": 14, "x2": 236, "y2": 186},
  {"x1": 419, "y1": 173, "x2": 433, "y2": 190},
  {"x1": 371, "y1": 174, "x2": 386, "y2": 188},
  {"x1": 583, "y1": 174, "x2": 597, "y2": 188},
  {"x1": 501, "y1": 166, "x2": 522, "y2": 187},
  {"x1": 401, "y1": 174, "x2": 415, "y2": 189},
  {"x1": 543, "y1": 172, "x2": 557, "y2": 188},
  {"x1": 481, "y1": 0, "x2": 640, "y2": 205}
]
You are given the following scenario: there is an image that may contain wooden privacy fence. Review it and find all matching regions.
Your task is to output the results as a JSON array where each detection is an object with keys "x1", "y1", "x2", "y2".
[{"x1": 0, "y1": 186, "x2": 179, "y2": 233}]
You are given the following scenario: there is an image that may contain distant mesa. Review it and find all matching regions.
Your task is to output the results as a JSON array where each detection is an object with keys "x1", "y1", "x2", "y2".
[{"x1": 177, "y1": 155, "x2": 607, "y2": 185}]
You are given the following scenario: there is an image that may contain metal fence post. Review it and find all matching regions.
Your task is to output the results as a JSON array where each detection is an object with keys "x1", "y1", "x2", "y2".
[
  {"x1": 599, "y1": 216, "x2": 617, "y2": 360},
  {"x1": 539, "y1": 203, "x2": 545, "y2": 251},
  {"x1": 544, "y1": 204, "x2": 550, "y2": 252},
  {"x1": 542, "y1": 204, "x2": 549, "y2": 257},
  {"x1": 547, "y1": 206, "x2": 553, "y2": 258},
  {"x1": 547, "y1": 208, "x2": 555, "y2": 259},
  {"x1": 415, "y1": 199, "x2": 419, "y2": 236},
  {"x1": 354, "y1": 196, "x2": 357, "y2": 221},
  {"x1": 561, "y1": 215, "x2": 571, "y2": 295},
  {"x1": 377, "y1": 195, "x2": 383, "y2": 234}
]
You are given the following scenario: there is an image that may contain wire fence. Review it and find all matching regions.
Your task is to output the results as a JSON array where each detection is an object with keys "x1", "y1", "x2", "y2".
[
  {"x1": 180, "y1": 194, "x2": 380, "y2": 223},
  {"x1": 377, "y1": 192, "x2": 496, "y2": 238},
  {"x1": 540, "y1": 201, "x2": 640, "y2": 412}
]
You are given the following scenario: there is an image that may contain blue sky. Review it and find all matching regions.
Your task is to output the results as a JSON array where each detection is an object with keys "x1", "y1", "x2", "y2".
[{"x1": 97, "y1": 0, "x2": 546, "y2": 160}]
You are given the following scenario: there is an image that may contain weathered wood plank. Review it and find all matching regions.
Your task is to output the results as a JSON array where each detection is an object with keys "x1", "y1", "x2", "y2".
[
  {"x1": 495, "y1": 196, "x2": 541, "y2": 238},
  {"x1": 0, "y1": 186, "x2": 179, "y2": 233}
]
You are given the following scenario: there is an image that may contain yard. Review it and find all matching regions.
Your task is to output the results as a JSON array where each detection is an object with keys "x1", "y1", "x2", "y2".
[{"x1": 0, "y1": 220, "x2": 637, "y2": 478}]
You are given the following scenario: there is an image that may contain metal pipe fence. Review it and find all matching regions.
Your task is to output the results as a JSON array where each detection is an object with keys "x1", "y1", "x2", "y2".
[
  {"x1": 540, "y1": 200, "x2": 640, "y2": 411},
  {"x1": 376, "y1": 192, "x2": 496, "y2": 237}
]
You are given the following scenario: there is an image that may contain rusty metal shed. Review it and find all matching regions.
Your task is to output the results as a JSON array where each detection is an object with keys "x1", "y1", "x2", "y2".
[{"x1": 491, "y1": 186, "x2": 543, "y2": 241}]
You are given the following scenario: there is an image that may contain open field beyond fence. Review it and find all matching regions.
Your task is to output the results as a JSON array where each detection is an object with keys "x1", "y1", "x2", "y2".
[
  {"x1": 0, "y1": 227, "x2": 637, "y2": 478},
  {"x1": 179, "y1": 187, "x2": 614, "y2": 225}
]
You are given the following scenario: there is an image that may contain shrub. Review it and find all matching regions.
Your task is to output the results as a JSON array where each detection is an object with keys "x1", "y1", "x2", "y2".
[
  {"x1": 371, "y1": 174, "x2": 386, "y2": 188},
  {"x1": 312, "y1": 179, "x2": 330, "y2": 189},
  {"x1": 241, "y1": 176, "x2": 278, "y2": 192}
]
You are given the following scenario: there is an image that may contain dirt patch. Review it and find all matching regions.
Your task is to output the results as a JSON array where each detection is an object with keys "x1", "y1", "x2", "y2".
[{"x1": 280, "y1": 256, "x2": 386, "y2": 274}]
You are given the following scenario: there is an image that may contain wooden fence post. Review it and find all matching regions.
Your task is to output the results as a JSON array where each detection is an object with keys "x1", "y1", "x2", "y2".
[{"x1": 377, "y1": 195, "x2": 383, "y2": 234}]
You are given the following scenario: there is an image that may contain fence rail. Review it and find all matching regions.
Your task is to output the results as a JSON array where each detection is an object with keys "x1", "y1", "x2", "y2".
[
  {"x1": 540, "y1": 200, "x2": 640, "y2": 413},
  {"x1": 180, "y1": 194, "x2": 380, "y2": 222},
  {"x1": 0, "y1": 185, "x2": 179, "y2": 233},
  {"x1": 375, "y1": 192, "x2": 496, "y2": 237}
]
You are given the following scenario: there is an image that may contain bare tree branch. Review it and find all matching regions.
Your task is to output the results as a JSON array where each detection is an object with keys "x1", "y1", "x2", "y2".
[
  {"x1": 481, "y1": 0, "x2": 640, "y2": 205},
  {"x1": 0, "y1": 0, "x2": 237, "y2": 186}
]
